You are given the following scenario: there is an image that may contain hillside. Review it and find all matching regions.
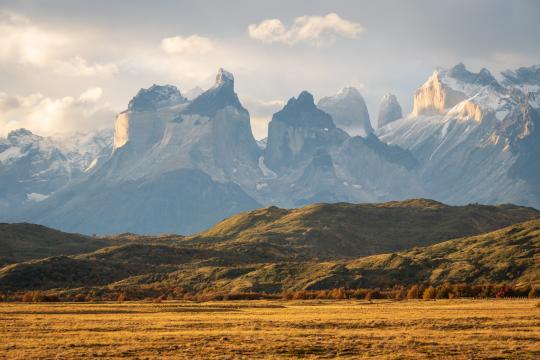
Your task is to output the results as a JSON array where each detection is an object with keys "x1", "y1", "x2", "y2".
[
  {"x1": 0, "y1": 199, "x2": 538, "y2": 292},
  {"x1": 119, "y1": 219, "x2": 540, "y2": 293},
  {"x1": 0, "y1": 223, "x2": 116, "y2": 266},
  {"x1": 186, "y1": 199, "x2": 540, "y2": 259},
  {"x1": 347, "y1": 219, "x2": 540, "y2": 288}
]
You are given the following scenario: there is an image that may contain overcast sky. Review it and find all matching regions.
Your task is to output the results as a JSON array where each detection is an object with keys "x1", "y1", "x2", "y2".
[{"x1": 0, "y1": 0, "x2": 539, "y2": 138}]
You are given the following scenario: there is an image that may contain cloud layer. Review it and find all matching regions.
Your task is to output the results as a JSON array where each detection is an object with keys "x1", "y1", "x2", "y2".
[
  {"x1": 0, "y1": 1, "x2": 538, "y2": 139},
  {"x1": 248, "y1": 13, "x2": 363, "y2": 45},
  {"x1": 161, "y1": 35, "x2": 214, "y2": 55},
  {"x1": 0, "y1": 89, "x2": 114, "y2": 136}
]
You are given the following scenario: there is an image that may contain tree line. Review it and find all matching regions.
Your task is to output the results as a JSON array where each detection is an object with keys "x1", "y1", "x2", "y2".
[{"x1": 0, "y1": 282, "x2": 538, "y2": 303}]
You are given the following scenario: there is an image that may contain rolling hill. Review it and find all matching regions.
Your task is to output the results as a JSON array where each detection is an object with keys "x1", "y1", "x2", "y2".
[{"x1": 0, "y1": 199, "x2": 538, "y2": 292}]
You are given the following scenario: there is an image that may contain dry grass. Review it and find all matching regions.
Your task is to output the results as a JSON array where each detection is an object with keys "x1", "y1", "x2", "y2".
[{"x1": 0, "y1": 299, "x2": 539, "y2": 359}]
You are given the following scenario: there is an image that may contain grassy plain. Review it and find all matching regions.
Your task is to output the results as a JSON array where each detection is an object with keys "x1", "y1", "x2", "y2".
[{"x1": 0, "y1": 299, "x2": 539, "y2": 359}]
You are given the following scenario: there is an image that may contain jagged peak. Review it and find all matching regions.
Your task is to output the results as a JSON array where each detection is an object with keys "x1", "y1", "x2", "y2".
[
  {"x1": 6, "y1": 128, "x2": 43, "y2": 144},
  {"x1": 378, "y1": 93, "x2": 402, "y2": 128},
  {"x1": 284, "y1": 91, "x2": 316, "y2": 109},
  {"x1": 7, "y1": 128, "x2": 34, "y2": 139},
  {"x1": 337, "y1": 86, "x2": 362, "y2": 98},
  {"x1": 128, "y1": 84, "x2": 186, "y2": 111},
  {"x1": 502, "y1": 64, "x2": 540, "y2": 85},
  {"x1": 273, "y1": 90, "x2": 334, "y2": 129},
  {"x1": 183, "y1": 68, "x2": 245, "y2": 117},
  {"x1": 446, "y1": 63, "x2": 499, "y2": 87},
  {"x1": 214, "y1": 68, "x2": 234, "y2": 88}
]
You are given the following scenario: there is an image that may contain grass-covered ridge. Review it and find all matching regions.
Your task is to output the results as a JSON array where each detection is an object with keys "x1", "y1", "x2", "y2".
[{"x1": 0, "y1": 199, "x2": 538, "y2": 293}]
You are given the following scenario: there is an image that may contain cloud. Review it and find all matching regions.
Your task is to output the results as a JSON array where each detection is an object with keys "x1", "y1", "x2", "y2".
[
  {"x1": 0, "y1": 12, "x2": 67, "y2": 66},
  {"x1": 161, "y1": 35, "x2": 214, "y2": 55},
  {"x1": 52, "y1": 57, "x2": 118, "y2": 77},
  {"x1": 0, "y1": 89, "x2": 114, "y2": 137},
  {"x1": 78, "y1": 87, "x2": 103, "y2": 103},
  {"x1": 0, "y1": 11, "x2": 118, "y2": 77},
  {"x1": 248, "y1": 13, "x2": 363, "y2": 46}
]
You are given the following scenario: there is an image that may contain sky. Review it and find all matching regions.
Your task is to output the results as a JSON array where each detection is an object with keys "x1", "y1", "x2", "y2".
[{"x1": 0, "y1": 0, "x2": 539, "y2": 139}]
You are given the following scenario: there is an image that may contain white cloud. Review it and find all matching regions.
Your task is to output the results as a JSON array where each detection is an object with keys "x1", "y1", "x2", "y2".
[
  {"x1": 248, "y1": 13, "x2": 363, "y2": 46},
  {"x1": 0, "y1": 89, "x2": 114, "y2": 137},
  {"x1": 52, "y1": 57, "x2": 119, "y2": 77},
  {"x1": 0, "y1": 12, "x2": 67, "y2": 66},
  {"x1": 78, "y1": 87, "x2": 103, "y2": 103},
  {"x1": 161, "y1": 35, "x2": 214, "y2": 55},
  {"x1": 0, "y1": 11, "x2": 118, "y2": 77}
]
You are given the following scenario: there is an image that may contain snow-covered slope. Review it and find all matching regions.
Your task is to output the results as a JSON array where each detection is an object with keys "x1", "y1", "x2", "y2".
[
  {"x1": 318, "y1": 87, "x2": 373, "y2": 137},
  {"x1": 0, "y1": 128, "x2": 112, "y2": 216},
  {"x1": 378, "y1": 63, "x2": 540, "y2": 207}
]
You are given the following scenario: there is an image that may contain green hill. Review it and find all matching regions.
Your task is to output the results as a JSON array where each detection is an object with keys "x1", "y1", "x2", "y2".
[
  {"x1": 0, "y1": 199, "x2": 538, "y2": 292},
  {"x1": 0, "y1": 223, "x2": 116, "y2": 266},
  {"x1": 186, "y1": 199, "x2": 539, "y2": 259}
]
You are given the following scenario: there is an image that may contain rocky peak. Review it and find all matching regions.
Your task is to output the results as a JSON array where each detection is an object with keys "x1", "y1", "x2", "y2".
[
  {"x1": 275, "y1": 91, "x2": 334, "y2": 129},
  {"x1": 214, "y1": 68, "x2": 234, "y2": 89},
  {"x1": 412, "y1": 69, "x2": 467, "y2": 116},
  {"x1": 127, "y1": 84, "x2": 186, "y2": 112},
  {"x1": 318, "y1": 87, "x2": 372, "y2": 136},
  {"x1": 502, "y1": 65, "x2": 540, "y2": 86},
  {"x1": 7, "y1": 128, "x2": 41, "y2": 146},
  {"x1": 377, "y1": 93, "x2": 402, "y2": 128},
  {"x1": 184, "y1": 68, "x2": 246, "y2": 117},
  {"x1": 447, "y1": 63, "x2": 499, "y2": 87}
]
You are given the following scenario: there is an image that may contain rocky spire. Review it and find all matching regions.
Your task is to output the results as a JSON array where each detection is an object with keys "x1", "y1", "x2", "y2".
[{"x1": 377, "y1": 93, "x2": 402, "y2": 128}]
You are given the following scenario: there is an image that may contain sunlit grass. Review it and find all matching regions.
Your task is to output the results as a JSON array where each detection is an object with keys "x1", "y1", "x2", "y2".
[{"x1": 1, "y1": 299, "x2": 539, "y2": 358}]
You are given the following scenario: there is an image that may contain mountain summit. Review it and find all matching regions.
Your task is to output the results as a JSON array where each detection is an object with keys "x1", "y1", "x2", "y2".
[
  {"x1": 318, "y1": 87, "x2": 373, "y2": 136},
  {"x1": 185, "y1": 68, "x2": 245, "y2": 117}
]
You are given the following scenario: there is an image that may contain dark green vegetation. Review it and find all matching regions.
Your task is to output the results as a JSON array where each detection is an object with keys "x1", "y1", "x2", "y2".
[
  {"x1": 0, "y1": 199, "x2": 539, "y2": 294},
  {"x1": 0, "y1": 223, "x2": 116, "y2": 266}
]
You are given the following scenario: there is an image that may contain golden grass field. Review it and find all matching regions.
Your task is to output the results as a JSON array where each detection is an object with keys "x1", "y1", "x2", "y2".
[{"x1": 1, "y1": 299, "x2": 539, "y2": 359}]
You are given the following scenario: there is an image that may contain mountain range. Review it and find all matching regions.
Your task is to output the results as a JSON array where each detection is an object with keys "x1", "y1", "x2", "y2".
[{"x1": 1, "y1": 63, "x2": 539, "y2": 235}]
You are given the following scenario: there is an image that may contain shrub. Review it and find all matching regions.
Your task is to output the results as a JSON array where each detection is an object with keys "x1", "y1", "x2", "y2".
[
  {"x1": 423, "y1": 286, "x2": 437, "y2": 300},
  {"x1": 22, "y1": 292, "x2": 34, "y2": 303},
  {"x1": 394, "y1": 287, "x2": 407, "y2": 300},
  {"x1": 365, "y1": 290, "x2": 381, "y2": 301},
  {"x1": 117, "y1": 292, "x2": 126, "y2": 302},
  {"x1": 528, "y1": 287, "x2": 539, "y2": 299},
  {"x1": 406, "y1": 285, "x2": 420, "y2": 299},
  {"x1": 330, "y1": 288, "x2": 347, "y2": 300}
]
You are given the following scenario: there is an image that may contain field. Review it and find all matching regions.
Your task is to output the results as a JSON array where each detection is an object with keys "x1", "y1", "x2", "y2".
[{"x1": 1, "y1": 299, "x2": 539, "y2": 359}]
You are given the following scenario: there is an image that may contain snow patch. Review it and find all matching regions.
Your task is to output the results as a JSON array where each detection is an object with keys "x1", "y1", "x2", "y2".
[
  {"x1": 258, "y1": 156, "x2": 277, "y2": 178},
  {"x1": 0, "y1": 147, "x2": 24, "y2": 163},
  {"x1": 27, "y1": 192, "x2": 49, "y2": 202}
]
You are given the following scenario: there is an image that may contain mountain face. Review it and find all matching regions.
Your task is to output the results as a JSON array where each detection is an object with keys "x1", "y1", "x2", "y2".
[
  {"x1": 0, "y1": 128, "x2": 112, "y2": 218},
  {"x1": 318, "y1": 87, "x2": 373, "y2": 136},
  {"x1": 264, "y1": 91, "x2": 348, "y2": 172},
  {"x1": 377, "y1": 93, "x2": 402, "y2": 128},
  {"x1": 13, "y1": 69, "x2": 262, "y2": 235},
  {"x1": 259, "y1": 90, "x2": 421, "y2": 208},
  {"x1": 378, "y1": 63, "x2": 540, "y2": 208},
  {"x1": 5, "y1": 63, "x2": 540, "y2": 235}
]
